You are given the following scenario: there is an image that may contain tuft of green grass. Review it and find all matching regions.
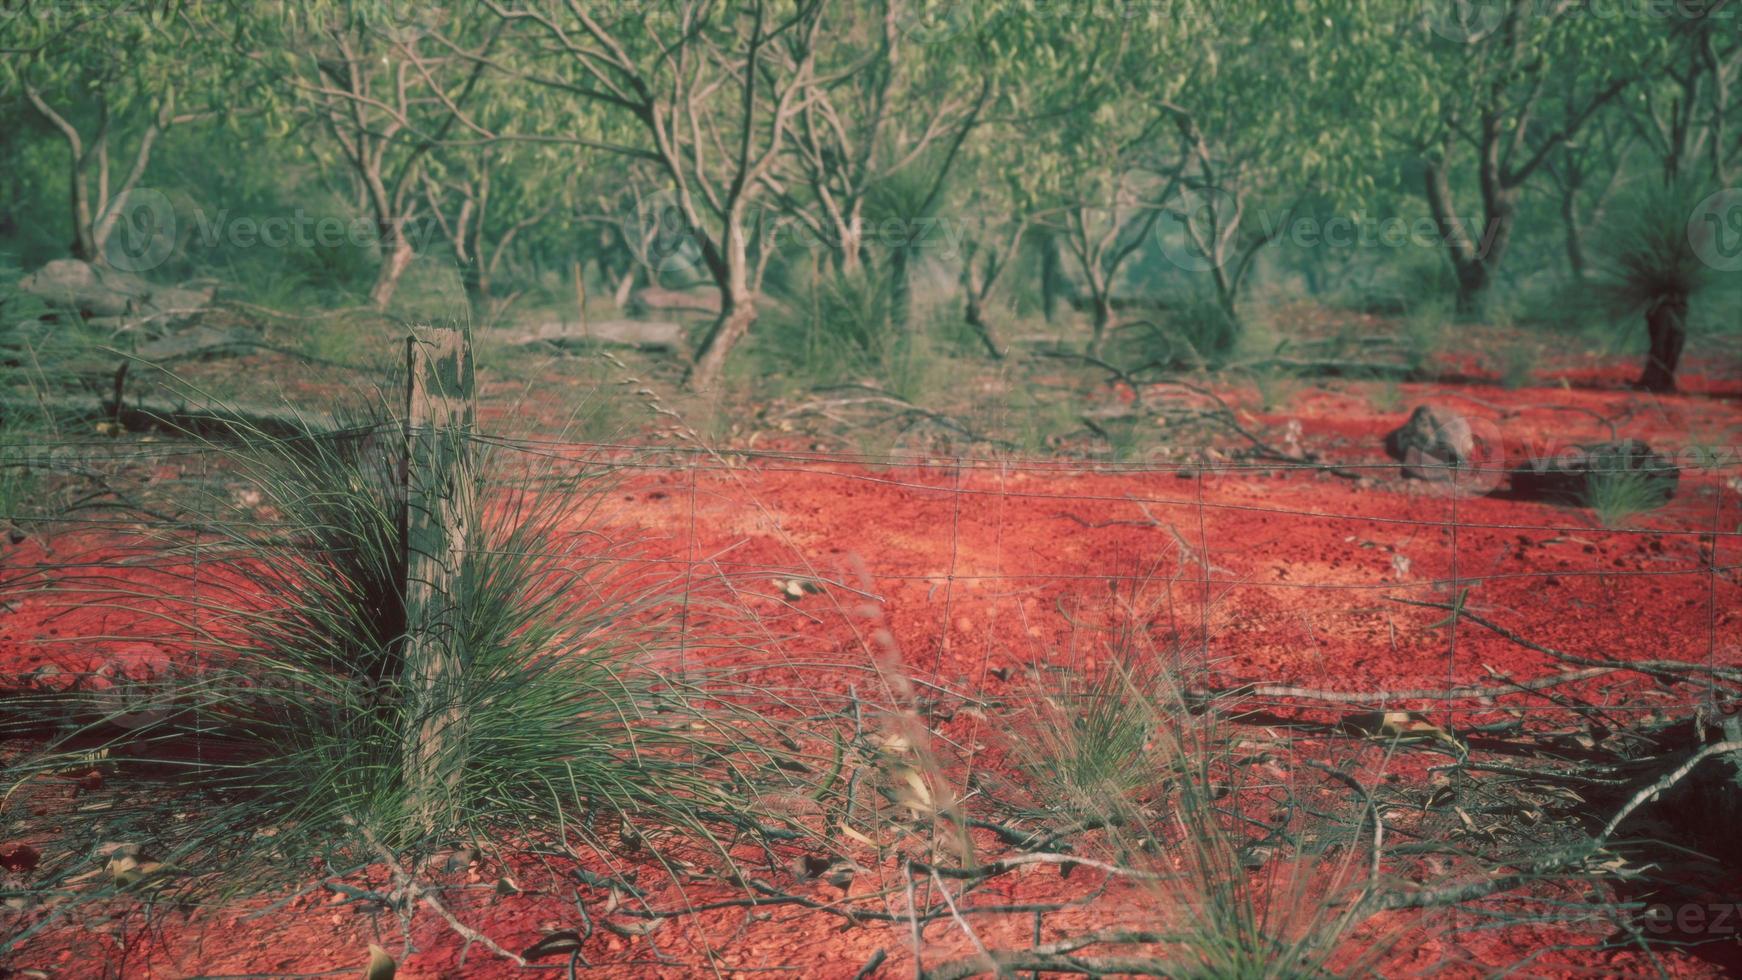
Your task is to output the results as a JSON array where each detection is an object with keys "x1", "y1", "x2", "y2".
[
  {"x1": 1583, "y1": 462, "x2": 1672, "y2": 529},
  {"x1": 1016, "y1": 658, "x2": 1164, "y2": 815},
  {"x1": 5, "y1": 394, "x2": 813, "y2": 921},
  {"x1": 1368, "y1": 379, "x2": 1404, "y2": 413},
  {"x1": 757, "y1": 268, "x2": 954, "y2": 403},
  {"x1": 1589, "y1": 180, "x2": 1715, "y2": 316},
  {"x1": 998, "y1": 647, "x2": 1402, "y2": 977},
  {"x1": 1116, "y1": 291, "x2": 1241, "y2": 371},
  {"x1": 1398, "y1": 300, "x2": 1451, "y2": 375},
  {"x1": 1497, "y1": 342, "x2": 1537, "y2": 390}
]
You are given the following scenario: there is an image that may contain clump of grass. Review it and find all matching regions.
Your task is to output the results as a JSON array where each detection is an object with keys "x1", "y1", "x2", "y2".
[
  {"x1": 760, "y1": 269, "x2": 898, "y2": 384},
  {"x1": 1497, "y1": 342, "x2": 1537, "y2": 389},
  {"x1": 1016, "y1": 657, "x2": 1165, "y2": 815},
  {"x1": 758, "y1": 268, "x2": 953, "y2": 403},
  {"x1": 0, "y1": 421, "x2": 43, "y2": 536},
  {"x1": 1583, "y1": 463, "x2": 1672, "y2": 528},
  {"x1": 1116, "y1": 291, "x2": 1241, "y2": 371},
  {"x1": 993, "y1": 645, "x2": 1401, "y2": 977},
  {"x1": 5, "y1": 394, "x2": 810, "y2": 918},
  {"x1": 1368, "y1": 379, "x2": 1404, "y2": 413},
  {"x1": 1398, "y1": 300, "x2": 1452, "y2": 375},
  {"x1": 1246, "y1": 366, "x2": 1303, "y2": 413}
]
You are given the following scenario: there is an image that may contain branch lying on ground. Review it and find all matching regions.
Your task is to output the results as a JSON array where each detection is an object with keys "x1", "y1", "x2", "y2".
[
  {"x1": 784, "y1": 385, "x2": 1007, "y2": 448},
  {"x1": 1040, "y1": 351, "x2": 1363, "y2": 478},
  {"x1": 1189, "y1": 667, "x2": 1622, "y2": 707},
  {"x1": 344, "y1": 816, "x2": 527, "y2": 969},
  {"x1": 1393, "y1": 598, "x2": 1742, "y2": 688}
]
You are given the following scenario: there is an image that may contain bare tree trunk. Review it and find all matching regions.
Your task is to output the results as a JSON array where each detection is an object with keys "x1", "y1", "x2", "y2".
[
  {"x1": 613, "y1": 266, "x2": 637, "y2": 309},
  {"x1": 688, "y1": 296, "x2": 755, "y2": 391},
  {"x1": 889, "y1": 246, "x2": 913, "y2": 332},
  {"x1": 372, "y1": 229, "x2": 416, "y2": 309},
  {"x1": 1088, "y1": 292, "x2": 1113, "y2": 356},
  {"x1": 1561, "y1": 187, "x2": 1587, "y2": 280},
  {"x1": 1637, "y1": 295, "x2": 1688, "y2": 393},
  {"x1": 25, "y1": 88, "x2": 99, "y2": 262},
  {"x1": 1423, "y1": 160, "x2": 1512, "y2": 314},
  {"x1": 1040, "y1": 232, "x2": 1063, "y2": 324},
  {"x1": 686, "y1": 213, "x2": 759, "y2": 391},
  {"x1": 958, "y1": 255, "x2": 1004, "y2": 359}
]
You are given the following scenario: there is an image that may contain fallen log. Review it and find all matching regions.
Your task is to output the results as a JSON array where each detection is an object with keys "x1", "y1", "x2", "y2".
[
  {"x1": 627, "y1": 286, "x2": 721, "y2": 316},
  {"x1": 509, "y1": 319, "x2": 686, "y2": 351}
]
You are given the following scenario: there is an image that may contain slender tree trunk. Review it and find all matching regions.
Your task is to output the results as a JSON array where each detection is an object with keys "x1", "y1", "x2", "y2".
[
  {"x1": 1040, "y1": 232, "x2": 1063, "y2": 324},
  {"x1": 372, "y1": 227, "x2": 416, "y2": 309},
  {"x1": 67, "y1": 162, "x2": 98, "y2": 263},
  {"x1": 1423, "y1": 159, "x2": 1514, "y2": 315},
  {"x1": 688, "y1": 296, "x2": 755, "y2": 391},
  {"x1": 1088, "y1": 292, "x2": 1113, "y2": 356},
  {"x1": 686, "y1": 220, "x2": 755, "y2": 391},
  {"x1": 1637, "y1": 295, "x2": 1688, "y2": 393},
  {"x1": 958, "y1": 255, "x2": 1004, "y2": 359},
  {"x1": 1561, "y1": 185, "x2": 1587, "y2": 280},
  {"x1": 889, "y1": 247, "x2": 913, "y2": 332},
  {"x1": 613, "y1": 266, "x2": 637, "y2": 309}
]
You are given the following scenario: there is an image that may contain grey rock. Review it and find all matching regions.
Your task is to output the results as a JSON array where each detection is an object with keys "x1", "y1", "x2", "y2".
[
  {"x1": 18, "y1": 259, "x2": 150, "y2": 317},
  {"x1": 1384, "y1": 405, "x2": 1474, "y2": 480},
  {"x1": 16, "y1": 259, "x2": 213, "y2": 325}
]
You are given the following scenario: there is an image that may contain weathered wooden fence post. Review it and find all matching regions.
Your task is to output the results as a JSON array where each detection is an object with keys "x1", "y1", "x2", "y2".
[{"x1": 401, "y1": 326, "x2": 476, "y2": 833}]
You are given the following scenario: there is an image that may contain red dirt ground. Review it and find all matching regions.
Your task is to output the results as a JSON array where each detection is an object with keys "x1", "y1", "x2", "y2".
[{"x1": 3, "y1": 356, "x2": 1741, "y2": 978}]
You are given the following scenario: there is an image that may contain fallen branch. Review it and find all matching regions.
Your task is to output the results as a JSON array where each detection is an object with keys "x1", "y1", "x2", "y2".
[
  {"x1": 1189, "y1": 667, "x2": 1619, "y2": 706},
  {"x1": 344, "y1": 816, "x2": 527, "y2": 969},
  {"x1": 1393, "y1": 598, "x2": 1742, "y2": 687}
]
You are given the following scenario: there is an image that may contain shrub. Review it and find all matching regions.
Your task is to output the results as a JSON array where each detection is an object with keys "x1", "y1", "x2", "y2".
[
  {"x1": 1587, "y1": 179, "x2": 1720, "y2": 392},
  {"x1": 5, "y1": 397, "x2": 811, "y2": 916},
  {"x1": 1583, "y1": 462, "x2": 1672, "y2": 529},
  {"x1": 757, "y1": 268, "x2": 948, "y2": 401},
  {"x1": 992, "y1": 647, "x2": 1398, "y2": 977}
]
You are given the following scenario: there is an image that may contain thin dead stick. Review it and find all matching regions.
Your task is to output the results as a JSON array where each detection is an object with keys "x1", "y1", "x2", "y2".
[
  {"x1": 1369, "y1": 739, "x2": 1742, "y2": 912},
  {"x1": 908, "y1": 851, "x2": 1169, "y2": 881},
  {"x1": 1393, "y1": 598, "x2": 1742, "y2": 686},
  {"x1": 1192, "y1": 667, "x2": 1618, "y2": 706},
  {"x1": 1302, "y1": 762, "x2": 1385, "y2": 891},
  {"x1": 930, "y1": 869, "x2": 999, "y2": 977},
  {"x1": 853, "y1": 949, "x2": 889, "y2": 980},
  {"x1": 344, "y1": 816, "x2": 528, "y2": 968},
  {"x1": 1597, "y1": 740, "x2": 1742, "y2": 843},
  {"x1": 904, "y1": 858, "x2": 925, "y2": 979}
]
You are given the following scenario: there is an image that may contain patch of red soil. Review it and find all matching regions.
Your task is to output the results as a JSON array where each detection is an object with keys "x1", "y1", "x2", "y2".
[{"x1": 4, "y1": 373, "x2": 1740, "y2": 977}]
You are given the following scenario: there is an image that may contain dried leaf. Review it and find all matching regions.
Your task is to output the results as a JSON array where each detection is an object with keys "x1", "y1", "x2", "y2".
[
  {"x1": 601, "y1": 916, "x2": 664, "y2": 937},
  {"x1": 838, "y1": 822, "x2": 876, "y2": 847},
  {"x1": 362, "y1": 944, "x2": 396, "y2": 980},
  {"x1": 773, "y1": 578, "x2": 824, "y2": 600}
]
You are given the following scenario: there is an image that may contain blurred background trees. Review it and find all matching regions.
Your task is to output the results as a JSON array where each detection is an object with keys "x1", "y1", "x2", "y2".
[{"x1": 2, "y1": 0, "x2": 1737, "y2": 390}]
